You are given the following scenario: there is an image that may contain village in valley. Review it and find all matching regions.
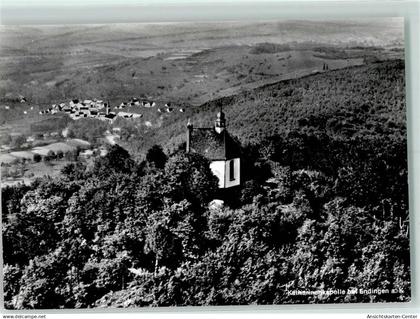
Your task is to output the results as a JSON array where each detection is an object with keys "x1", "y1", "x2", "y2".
[
  {"x1": 40, "y1": 97, "x2": 184, "y2": 122},
  {"x1": 0, "y1": 94, "x2": 186, "y2": 187}
]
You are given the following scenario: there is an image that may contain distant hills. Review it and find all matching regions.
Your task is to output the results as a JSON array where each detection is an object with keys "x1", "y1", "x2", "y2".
[{"x1": 0, "y1": 20, "x2": 403, "y2": 107}]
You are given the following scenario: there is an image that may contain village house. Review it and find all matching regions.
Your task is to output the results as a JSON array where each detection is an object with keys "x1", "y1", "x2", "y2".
[
  {"x1": 79, "y1": 149, "x2": 94, "y2": 159},
  {"x1": 117, "y1": 112, "x2": 142, "y2": 119},
  {"x1": 186, "y1": 111, "x2": 241, "y2": 188},
  {"x1": 104, "y1": 113, "x2": 117, "y2": 123}
]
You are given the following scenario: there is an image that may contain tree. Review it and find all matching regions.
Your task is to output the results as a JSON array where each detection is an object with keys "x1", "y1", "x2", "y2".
[
  {"x1": 346, "y1": 218, "x2": 410, "y2": 302},
  {"x1": 43, "y1": 150, "x2": 55, "y2": 162},
  {"x1": 65, "y1": 149, "x2": 79, "y2": 161},
  {"x1": 163, "y1": 153, "x2": 219, "y2": 206},
  {"x1": 0, "y1": 133, "x2": 12, "y2": 145},
  {"x1": 67, "y1": 118, "x2": 109, "y2": 143},
  {"x1": 145, "y1": 199, "x2": 199, "y2": 271},
  {"x1": 61, "y1": 162, "x2": 87, "y2": 181},
  {"x1": 14, "y1": 252, "x2": 67, "y2": 309},
  {"x1": 10, "y1": 134, "x2": 26, "y2": 149},
  {"x1": 33, "y1": 153, "x2": 42, "y2": 163},
  {"x1": 92, "y1": 144, "x2": 135, "y2": 177},
  {"x1": 3, "y1": 178, "x2": 79, "y2": 265},
  {"x1": 3, "y1": 264, "x2": 22, "y2": 309},
  {"x1": 146, "y1": 145, "x2": 167, "y2": 169}
]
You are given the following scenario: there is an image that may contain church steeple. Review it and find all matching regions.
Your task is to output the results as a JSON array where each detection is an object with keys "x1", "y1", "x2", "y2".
[
  {"x1": 186, "y1": 118, "x2": 193, "y2": 153},
  {"x1": 215, "y1": 107, "x2": 226, "y2": 134}
]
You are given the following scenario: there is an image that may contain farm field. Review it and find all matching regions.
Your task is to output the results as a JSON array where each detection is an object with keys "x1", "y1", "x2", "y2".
[{"x1": 1, "y1": 160, "x2": 71, "y2": 187}]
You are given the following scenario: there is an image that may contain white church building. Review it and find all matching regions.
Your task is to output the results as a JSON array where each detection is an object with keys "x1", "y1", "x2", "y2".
[{"x1": 186, "y1": 111, "x2": 241, "y2": 188}]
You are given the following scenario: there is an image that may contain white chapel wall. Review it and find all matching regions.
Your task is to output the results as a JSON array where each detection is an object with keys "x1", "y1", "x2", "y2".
[
  {"x1": 210, "y1": 160, "x2": 226, "y2": 188},
  {"x1": 210, "y1": 158, "x2": 240, "y2": 188}
]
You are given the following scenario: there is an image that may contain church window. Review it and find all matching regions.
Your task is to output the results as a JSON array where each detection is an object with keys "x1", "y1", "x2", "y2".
[{"x1": 229, "y1": 160, "x2": 235, "y2": 181}]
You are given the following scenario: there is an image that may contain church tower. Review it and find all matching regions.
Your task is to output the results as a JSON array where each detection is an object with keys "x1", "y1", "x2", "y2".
[{"x1": 214, "y1": 110, "x2": 226, "y2": 134}]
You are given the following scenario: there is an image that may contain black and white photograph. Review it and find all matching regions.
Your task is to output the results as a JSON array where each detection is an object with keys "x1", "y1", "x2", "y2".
[{"x1": 0, "y1": 17, "x2": 410, "y2": 309}]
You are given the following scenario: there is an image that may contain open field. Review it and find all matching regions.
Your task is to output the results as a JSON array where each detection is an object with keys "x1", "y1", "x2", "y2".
[{"x1": 1, "y1": 160, "x2": 71, "y2": 187}]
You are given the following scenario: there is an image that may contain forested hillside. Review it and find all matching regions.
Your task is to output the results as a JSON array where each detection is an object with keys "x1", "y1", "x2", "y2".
[
  {"x1": 125, "y1": 60, "x2": 405, "y2": 155},
  {"x1": 2, "y1": 59, "x2": 409, "y2": 308}
]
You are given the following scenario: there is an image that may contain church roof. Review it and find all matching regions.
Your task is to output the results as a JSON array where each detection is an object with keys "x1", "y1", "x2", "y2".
[{"x1": 189, "y1": 128, "x2": 241, "y2": 160}]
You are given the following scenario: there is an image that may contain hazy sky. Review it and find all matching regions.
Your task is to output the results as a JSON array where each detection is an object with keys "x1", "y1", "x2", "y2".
[
  {"x1": 0, "y1": 0, "x2": 406, "y2": 26},
  {"x1": 1, "y1": 0, "x2": 302, "y2": 7}
]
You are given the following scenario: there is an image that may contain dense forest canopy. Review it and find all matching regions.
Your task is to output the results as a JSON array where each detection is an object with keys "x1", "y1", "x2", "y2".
[{"x1": 2, "y1": 59, "x2": 410, "y2": 308}]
